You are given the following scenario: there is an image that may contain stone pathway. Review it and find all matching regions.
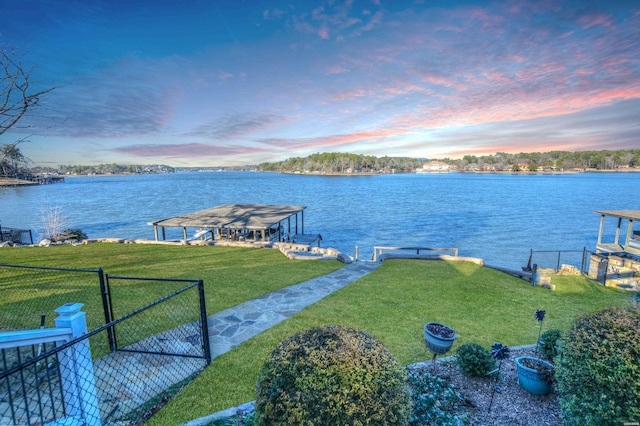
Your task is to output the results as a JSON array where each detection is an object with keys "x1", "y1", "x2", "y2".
[{"x1": 207, "y1": 260, "x2": 380, "y2": 359}]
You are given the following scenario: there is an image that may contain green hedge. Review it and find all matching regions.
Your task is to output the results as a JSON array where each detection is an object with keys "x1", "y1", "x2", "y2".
[{"x1": 556, "y1": 305, "x2": 640, "y2": 425}]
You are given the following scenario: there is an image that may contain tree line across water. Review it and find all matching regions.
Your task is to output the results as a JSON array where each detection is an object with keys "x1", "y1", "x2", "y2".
[
  {"x1": 2, "y1": 149, "x2": 640, "y2": 180},
  {"x1": 257, "y1": 150, "x2": 640, "y2": 174}
]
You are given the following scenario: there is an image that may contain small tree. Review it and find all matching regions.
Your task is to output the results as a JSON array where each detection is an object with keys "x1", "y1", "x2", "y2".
[{"x1": 38, "y1": 205, "x2": 68, "y2": 241}]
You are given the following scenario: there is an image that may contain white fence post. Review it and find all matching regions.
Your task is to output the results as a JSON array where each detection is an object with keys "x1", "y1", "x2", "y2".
[{"x1": 54, "y1": 303, "x2": 102, "y2": 426}]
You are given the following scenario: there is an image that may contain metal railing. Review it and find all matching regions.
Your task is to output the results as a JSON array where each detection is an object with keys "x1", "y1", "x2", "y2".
[
  {"x1": 0, "y1": 337, "x2": 66, "y2": 425},
  {"x1": 0, "y1": 225, "x2": 33, "y2": 245},
  {"x1": 523, "y1": 248, "x2": 588, "y2": 273},
  {"x1": 372, "y1": 246, "x2": 458, "y2": 261}
]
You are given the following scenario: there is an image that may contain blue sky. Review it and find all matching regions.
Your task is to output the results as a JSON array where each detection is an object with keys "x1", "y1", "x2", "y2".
[{"x1": 1, "y1": 0, "x2": 638, "y2": 167}]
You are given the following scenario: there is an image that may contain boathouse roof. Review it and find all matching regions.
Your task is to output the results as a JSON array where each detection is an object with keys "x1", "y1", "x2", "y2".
[
  {"x1": 148, "y1": 204, "x2": 306, "y2": 230},
  {"x1": 594, "y1": 210, "x2": 640, "y2": 221}
]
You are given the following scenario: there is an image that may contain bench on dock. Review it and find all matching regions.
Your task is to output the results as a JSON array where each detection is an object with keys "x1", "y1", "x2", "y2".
[{"x1": 187, "y1": 229, "x2": 213, "y2": 241}]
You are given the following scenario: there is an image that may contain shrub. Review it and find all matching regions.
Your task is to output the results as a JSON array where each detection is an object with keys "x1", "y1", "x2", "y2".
[
  {"x1": 57, "y1": 228, "x2": 87, "y2": 241},
  {"x1": 538, "y1": 329, "x2": 562, "y2": 361},
  {"x1": 406, "y1": 368, "x2": 464, "y2": 426},
  {"x1": 556, "y1": 305, "x2": 640, "y2": 425},
  {"x1": 455, "y1": 343, "x2": 496, "y2": 377},
  {"x1": 254, "y1": 325, "x2": 411, "y2": 426}
]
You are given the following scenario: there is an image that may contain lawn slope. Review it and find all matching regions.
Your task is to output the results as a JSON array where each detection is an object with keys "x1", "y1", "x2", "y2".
[{"x1": 149, "y1": 259, "x2": 630, "y2": 425}]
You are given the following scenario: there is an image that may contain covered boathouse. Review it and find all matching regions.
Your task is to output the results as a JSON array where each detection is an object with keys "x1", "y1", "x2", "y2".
[
  {"x1": 594, "y1": 209, "x2": 640, "y2": 256},
  {"x1": 148, "y1": 203, "x2": 320, "y2": 245},
  {"x1": 588, "y1": 209, "x2": 640, "y2": 290}
]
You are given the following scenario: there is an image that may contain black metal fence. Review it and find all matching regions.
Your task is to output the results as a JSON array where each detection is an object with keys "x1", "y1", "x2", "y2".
[
  {"x1": 0, "y1": 264, "x2": 211, "y2": 425},
  {"x1": 523, "y1": 248, "x2": 589, "y2": 273},
  {"x1": 1, "y1": 338, "x2": 67, "y2": 425},
  {"x1": 0, "y1": 226, "x2": 33, "y2": 245}
]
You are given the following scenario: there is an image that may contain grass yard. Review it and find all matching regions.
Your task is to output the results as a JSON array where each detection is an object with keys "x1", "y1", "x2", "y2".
[
  {"x1": 1, "y1": 245, "x2": 632, "y2": 425},
  {"x1": 148, "y1": 259, "x2": 632, "y2": 425},
  {"x1": 0, "y1": 243, "x2": 343, "y2": 331}
]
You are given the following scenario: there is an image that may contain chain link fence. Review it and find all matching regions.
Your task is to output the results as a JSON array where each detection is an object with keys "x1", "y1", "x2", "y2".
[{"x1": 0, "y1": 264, "x2": 211, "y2": 425}]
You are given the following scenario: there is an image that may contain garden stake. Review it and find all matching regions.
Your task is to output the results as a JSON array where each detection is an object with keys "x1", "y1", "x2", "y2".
[
  {"x1": 535, "y1": 309, "x2": 546, "y2": 353},
  {"x1": 487, "y1": 342, "x2": 510, "y2": 414}
]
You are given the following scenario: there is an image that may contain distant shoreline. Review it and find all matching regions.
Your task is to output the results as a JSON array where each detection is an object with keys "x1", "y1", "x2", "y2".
[
  {"x1": 2, "y1": 168, "x2": 639, "y2": 186},
  {"x1": 279, "y1": 168, "x2": 640, "y2": 176},
  {"x1": 0, "y1": 178, "x2": 38, "y2": 187}
]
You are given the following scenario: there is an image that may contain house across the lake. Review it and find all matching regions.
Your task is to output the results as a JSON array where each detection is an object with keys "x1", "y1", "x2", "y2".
[{"x1": 417, "y1": 161, "x2": 451, "y2": 172}]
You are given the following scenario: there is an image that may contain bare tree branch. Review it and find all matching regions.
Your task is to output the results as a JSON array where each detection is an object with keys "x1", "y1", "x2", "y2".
[{"x1": 1, "y1": 49, "x2": 56, "y2": 137}]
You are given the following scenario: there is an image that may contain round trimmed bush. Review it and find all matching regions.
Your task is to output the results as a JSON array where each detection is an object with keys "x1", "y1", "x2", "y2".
[
  {"x1": 556, "y1": 305, "x2": 640, "y2": 425},
  {"x1": 254, "y1": 325, "x2": 411, "y2": 425},
  {"x1": 538, "y1": 329, "x2": 562, "y2": 361},
  {"x1": 455, "y1": 343, "x2": 496, "y2": 377}
]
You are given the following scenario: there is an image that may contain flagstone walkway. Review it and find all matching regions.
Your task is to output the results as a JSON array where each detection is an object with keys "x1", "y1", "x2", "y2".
[{"x1": 206, "y1": 260, "x2": 380, "y2": 359}]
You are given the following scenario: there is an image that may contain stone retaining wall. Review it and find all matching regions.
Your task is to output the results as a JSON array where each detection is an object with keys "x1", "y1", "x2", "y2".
[{"x1": 81, "y1": 238, "x2": 354, "y2": 263}]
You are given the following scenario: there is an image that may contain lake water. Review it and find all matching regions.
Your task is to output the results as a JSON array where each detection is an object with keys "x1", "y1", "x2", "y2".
[{"x1": 1, "y1": 172, "x2": 637, "y2": 270}]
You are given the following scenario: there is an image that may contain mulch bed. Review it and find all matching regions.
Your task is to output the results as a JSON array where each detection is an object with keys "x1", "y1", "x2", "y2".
[{"x1": 409, "y1": 346, "x2": 564, "y2": 425}]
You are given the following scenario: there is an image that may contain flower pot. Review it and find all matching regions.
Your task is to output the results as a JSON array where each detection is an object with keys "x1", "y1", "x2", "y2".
[
  {"x1": 424, "y1": 322, "x2": 456, "y2": 355},
  {"x1": 515, "y1": 356, "x2": 553, "y2": 396}
]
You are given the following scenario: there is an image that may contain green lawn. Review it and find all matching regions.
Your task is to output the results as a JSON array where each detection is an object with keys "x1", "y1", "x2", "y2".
[
  {"x1": 148, "y1": 259, "x2": 632, "y2": 425},
  {"x1": 1, "y1": 245, "x2": 631, "y2": 425},
  {"x1": 0, "y1": 243, "x2": 343, "y2": 334}
]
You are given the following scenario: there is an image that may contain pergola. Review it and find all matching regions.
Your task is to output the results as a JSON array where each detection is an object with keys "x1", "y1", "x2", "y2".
[
  {"x1": 148, "y1": 204, "x2": 310, "y2": 243},
  {"x1": 594, "y1": 209, "x2": 640, "y2": 255}
]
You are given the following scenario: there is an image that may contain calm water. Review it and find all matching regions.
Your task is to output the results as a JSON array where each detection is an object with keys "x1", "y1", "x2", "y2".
[{"x1": 1, "y1": 172, "x2": 637, "y2": 270}]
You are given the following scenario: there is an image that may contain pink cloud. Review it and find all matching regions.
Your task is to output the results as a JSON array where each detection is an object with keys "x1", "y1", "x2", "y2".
[
  {"x1": 318, "y1": 26, "x2": 330, "y2": 39},
  {"x1": 332, "y1": 88, "x2": 371, "y2": 102},
  {"x1": 325, "y1": 65, "x2": 349, "y2": 75},
  {"x1": 393, "y1": 82, "x2": 640, "y2": 131},
  {"x1": 579, "y1": 13, "x2": 615, "y2": 29},
  {"x1": 259, "y1": 128, "x2": 410, "y2": 151},
  {"x1": 419, "y1": 74, "x2": 456, "y2": 88},
  {"x1": 111, "y1": 143, "x2": 272, "y2": 159}
]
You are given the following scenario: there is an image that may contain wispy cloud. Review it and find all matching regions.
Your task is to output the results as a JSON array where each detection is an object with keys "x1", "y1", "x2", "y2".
[
  {"x1": 111, "y1": 142, "x2": 272, "y2": 158},
  {"x1": 18, "y1": 58, "x2": 174, "y2": 138},
  {"x1": 185, "y1": 113, "x2": 284, "y2": 140},
  {"x1": 266, "y1": 0, "x2": 383, "y2": 41},
  {"x1": 258, "y1": 128, "x2": 410, "y2": 152}
]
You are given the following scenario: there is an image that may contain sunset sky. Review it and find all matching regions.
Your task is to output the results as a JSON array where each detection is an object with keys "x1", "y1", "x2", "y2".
[{"x1": 1, "y1": 0, "x2": 638, "y2": 167}]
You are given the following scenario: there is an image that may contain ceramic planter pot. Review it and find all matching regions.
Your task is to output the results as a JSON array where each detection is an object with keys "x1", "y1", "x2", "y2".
[
  {"x1": 424, "y1": 322, "x2": 457, "y2": 355},
  {"x1": 515, "y1": 356, "x2": 554, "y2": 396}
]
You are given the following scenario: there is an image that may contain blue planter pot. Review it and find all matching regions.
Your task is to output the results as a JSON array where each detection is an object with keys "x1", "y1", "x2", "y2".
[
  {"x1": 515, "y1": 356, "x2": 553, "y2": 396},
  {"x1": 424, "y1": 322, "x2": 456, "y2": 355}
]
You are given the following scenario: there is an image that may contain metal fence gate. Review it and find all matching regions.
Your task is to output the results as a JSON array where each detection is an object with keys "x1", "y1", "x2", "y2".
[{"x1": 0, "y1": 264, "x2": 211, "y2": 425}]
